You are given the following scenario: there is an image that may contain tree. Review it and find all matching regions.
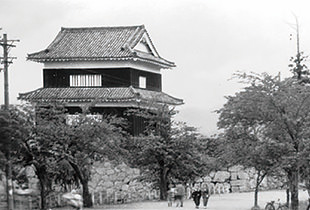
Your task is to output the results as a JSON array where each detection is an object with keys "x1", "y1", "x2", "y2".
[
  {"x1": 5, "y1": 104, "x2": 128, "y2": 209},
  {"x1": 32, "y1": 106, "x2": 128, "y2": 208},
  {"x1": 62, "y1": 114, "x2": 128, "y2": 207},
  {"x1": 288, "y1": 15, "x2": 309, "y2": 83},
  {"x1": 0, "y1": 106, "x2": 32, "y2": 208},
  {"x1": 289, "y1": 51, "x2": 309, "y2": 82},
  {"x1": 125, "y1": 105, "x2": 210, "y2": 200},
  {"x1": 217, "y1": 72, "x2": 310, "y2": 210},
  {"x1": 1, "y1": 105, "x2": 72, "y2": 210},
  {"x1": 216, "y1": 74, "x2": 286, "y2": 208},
  {"x1": 216, "y1": 126, "x2": 284, "y2": 208}
]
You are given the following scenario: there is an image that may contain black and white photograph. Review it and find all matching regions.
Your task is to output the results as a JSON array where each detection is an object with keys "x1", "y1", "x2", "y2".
[{"x1": 1, "y1": 0, "x2": 310, "y2": 209}]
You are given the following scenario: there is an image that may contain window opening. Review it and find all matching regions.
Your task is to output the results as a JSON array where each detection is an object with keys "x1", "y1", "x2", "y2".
[
  {"x1": 139, "y1": 76, "x2": 146, "y2": 88},
  {"x1": 70, "y1": 74, "x2": 102, "y2": 87}
]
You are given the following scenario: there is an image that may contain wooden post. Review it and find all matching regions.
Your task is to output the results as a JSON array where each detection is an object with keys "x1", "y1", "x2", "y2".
[
  {"x1": 106, "y1": 191, "x2": 109, "y2": 204},
  {"x1": 57, "y1": 194, "x2": 61, "y2": 206},
  {"x1": 1, "y1": 32, "x2": 19, "y2": 210},
  {"x1": 91, "y1": 192, "x2": 95, "y2": 205},
  {"x1": 99, "y1": 192, "x2": 102, "y2": 205},
  {"x1": 28, "y1": 196, "x2": 32, "y2": 210},
  {"x1": 1, "y1": 35, "x2": 11, "y2": 209},
  {"x1": 39, "y1": 195, "x2": 41, "y2": 209},
  {"x1": 3, "y1": 34, "x2": 9, "y2": 109}
]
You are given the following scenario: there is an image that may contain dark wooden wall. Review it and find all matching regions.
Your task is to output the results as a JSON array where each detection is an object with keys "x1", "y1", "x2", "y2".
[
  {"x1": 130, "y1": 69, "x2": 162, "y2": 91},
  {"x1": 66, "y1": 106, "x2": 146, "y2": 136},
  {"x1": 43, "y1": 68, "x2": 162, "y2": 91}
]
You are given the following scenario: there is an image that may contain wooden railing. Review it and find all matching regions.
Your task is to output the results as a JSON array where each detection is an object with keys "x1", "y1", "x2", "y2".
[
  {"x1": 0, "y1": 193, "x2": 7, "y2": 210},
  {"x1": 0, "y1": 193, "x2": 40, "y2": 210},
  {"x1": 90, "y1": 189, "x2": 160, "y2": 206},
  {"x1": 13, "y1": 194, "x2": 40, "y2": 210}
]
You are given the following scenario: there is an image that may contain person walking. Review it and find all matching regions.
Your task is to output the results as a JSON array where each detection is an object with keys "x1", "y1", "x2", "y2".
[
  {"x1": 201, "y1": 183, "x2": 210, "y2": 209},
  {"x1": 167, "y1": 184, "x2": 175, "y2": 207},
  {"x1": 175, "y1": 183, "x2": 185, "y2": 207},
  {"x1": 191, "y1": 183, "x2": 201, "y2": 209}
]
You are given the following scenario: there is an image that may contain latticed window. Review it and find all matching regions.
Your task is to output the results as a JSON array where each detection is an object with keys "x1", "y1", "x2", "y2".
[{"x1": 70, "y1": 74, "x2": 102, "y2": 87}]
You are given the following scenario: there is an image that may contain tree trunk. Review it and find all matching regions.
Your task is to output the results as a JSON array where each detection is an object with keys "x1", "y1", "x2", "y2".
[
  {"x1": 159, "y1": 167, "x2": 169, "y2": 200},
  {"x1": 68, "y1": 160, "x2": 93, "y2": 207},
  {"x1": 253, "y1": 170, "x2": 266, "y2": 207},
  {"x1": 254, "y1": 186, "x2": 258, "y2": 207},
  {"x1": 32, "y1": 162, "x2": 51, "y2": 210},
  {"x1": 288, "y1": 170, "x2": 299, "y2": 210},
  {"x1": 81, "y1": 177, "x2": 92, "y2": 207},
  {"x1": 286, "y1": 188, "x2": 290, "y2": 207},
  {"x1": 37, "y1": 171, "x2": 48, "y2": 210},
  {"x1": 5, "y1": 151, "x2": 14, "y2": 210}
]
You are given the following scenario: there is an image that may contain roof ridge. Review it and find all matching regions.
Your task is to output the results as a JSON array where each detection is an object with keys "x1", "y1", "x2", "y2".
[{"x1": 61, "y1": 25, "x2": 144, "y2": 31}]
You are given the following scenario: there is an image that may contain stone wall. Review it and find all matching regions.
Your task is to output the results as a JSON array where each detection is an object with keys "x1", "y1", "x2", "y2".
[
  {"x1": 1, "y1": 163, "x2": 284, "y2": 207},
  {"x1": 88, "y1": 161, "x2": 159, "y2": 204},
  {"x1": 199, "y1": 165, "x2": 283, "y2": 194},
  {"x1": 1, "y1": 163, "x2": 158, "y2": 207}
]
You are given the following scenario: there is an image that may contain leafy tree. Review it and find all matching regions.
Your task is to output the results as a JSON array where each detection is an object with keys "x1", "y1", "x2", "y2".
[
  {"x1": 5, "y1": 104, "x2": 128, "y2": 209},
  {"x1": 0, "y1": 106, "x2": 32, "y2": 168},
  {"x1": 216, "y1": 75, "x2": 285, "y2": 208},
  {"x1": 0, "y1": 106, "x2": 32, "y2": 208},
  {"x1": 62, "y1": 114, "x2": 128, "y2": 207},
  {"x1": 217, "y1": 72, "x2": 310, "y2": 210},
  {"x1": 32, "y1": 106, "x2": 128, "y2": 208},
  {"x1": 0, "y1": 105, "x2": 70, "y2": 209},
  {"x1": 289, "y1": 51, "x2": 309, "y2": 82},
  {"x1": 216, "y1": 121, "x2": 284, "y2": 208},
  {"x1": 288, "y1": 48, "x2": 310, "y2": 208},
  {"x1": 125, "y1": 105, "x2": 210, "y2": 200}
]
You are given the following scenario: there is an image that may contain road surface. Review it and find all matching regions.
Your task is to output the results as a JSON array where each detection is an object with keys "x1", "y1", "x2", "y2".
[{"x1": 56, "y1": 190, "x2": 309, "y2": 210}]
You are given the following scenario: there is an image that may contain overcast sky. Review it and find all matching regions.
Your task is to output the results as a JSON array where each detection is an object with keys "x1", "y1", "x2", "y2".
[{"x1": 0, "y1": 0, "x2": 310, "y2": 136}]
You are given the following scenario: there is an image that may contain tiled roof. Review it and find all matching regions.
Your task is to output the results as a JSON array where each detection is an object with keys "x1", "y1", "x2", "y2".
[
  {"x1": 27, "y1": 25, "x2": 175, "y2": 68},
  {"x1": 18, "y1": 87, "x2": 183, "y2": 106}
]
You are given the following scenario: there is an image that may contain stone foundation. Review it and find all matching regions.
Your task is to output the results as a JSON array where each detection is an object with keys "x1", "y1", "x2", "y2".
[
  {"x1": 200, "y1": 165, "x2": 284, "y2": 193},
  {"x1": 88, "y1": 161, "x2": 159, "y2": 204},
  {"x1": 1, "y1": 163, "x2": 285, "y2": 207}
]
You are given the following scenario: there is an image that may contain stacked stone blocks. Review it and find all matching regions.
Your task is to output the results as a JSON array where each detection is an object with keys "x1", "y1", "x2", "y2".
[
  {"x1": 89, "y1": 161, "x2": 159, "y2": 204},
  {"x1": 200, "y1": 165, "x2": 282, "y2": 194}
]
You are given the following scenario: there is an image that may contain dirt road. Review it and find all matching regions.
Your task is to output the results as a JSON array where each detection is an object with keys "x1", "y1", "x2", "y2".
[{"x1": 56, "y1": 190, "x2": 309, "y2": 210}]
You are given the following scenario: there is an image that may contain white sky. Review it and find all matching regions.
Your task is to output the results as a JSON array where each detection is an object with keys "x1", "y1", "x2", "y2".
[{"x1": 0, "y1": 0, "x2": 310, "y2": 136}]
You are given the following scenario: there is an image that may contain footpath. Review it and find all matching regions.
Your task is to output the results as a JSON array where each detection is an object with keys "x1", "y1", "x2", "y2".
[{"x1": 56, "y1": 190, "x2": 309, "y2": 210}]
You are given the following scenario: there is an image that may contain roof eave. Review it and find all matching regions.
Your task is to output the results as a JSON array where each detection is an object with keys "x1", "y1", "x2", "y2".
[
  {"x1": 18, "y1": 87, "x2": 183, "y2": 106},
  {"x1": 26, "y1": 56, "x2": 176, "y2": 68}
]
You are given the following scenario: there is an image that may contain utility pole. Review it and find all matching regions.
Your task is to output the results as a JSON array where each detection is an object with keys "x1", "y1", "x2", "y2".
[
  {"x1": 288, "y1": 14, "x2": 304, "y2": 80},
  {"x1": 294, "y1": 15, "x2": 302, "y2": 80},
  {"x1": 0, "y1": 33, "x2": 19, "y2": 210}
]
